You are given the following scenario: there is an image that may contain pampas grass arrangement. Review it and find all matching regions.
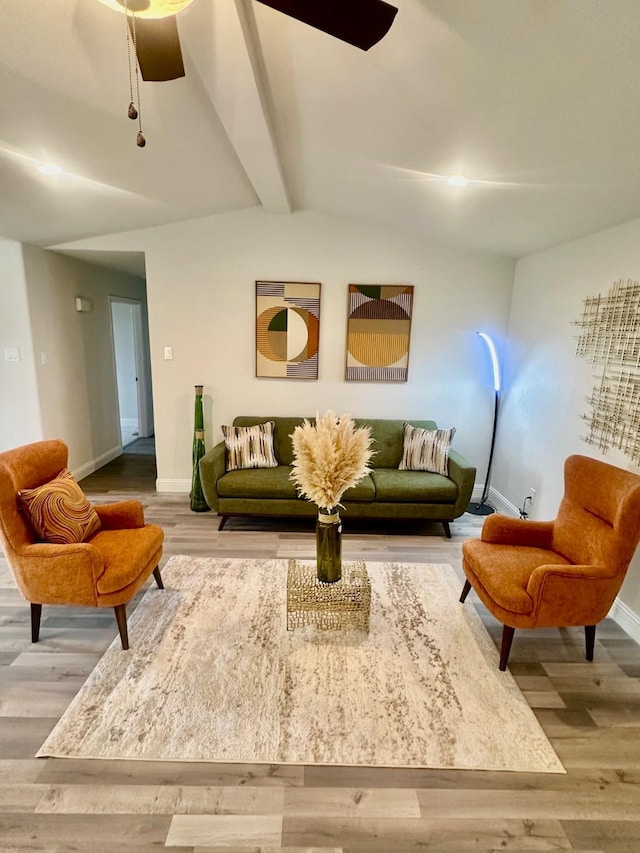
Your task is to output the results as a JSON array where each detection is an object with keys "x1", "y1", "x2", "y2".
[{"x1": 290, "y1": 411, "x2": 374, "y2": 512}]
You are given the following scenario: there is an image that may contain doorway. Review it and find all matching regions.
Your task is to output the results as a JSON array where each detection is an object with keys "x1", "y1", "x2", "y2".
[{"x1": 110, "y1": 297, "x2": 154, "y2": 448}]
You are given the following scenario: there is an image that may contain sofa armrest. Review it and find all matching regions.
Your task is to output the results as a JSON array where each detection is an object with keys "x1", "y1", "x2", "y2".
[
  {"x1": 12, "y1": 542, "x2": 104, "y2": 606},
  {"x1": 527, "y1": 563, "x2": 620, "y2": 627},
  {"x1": 95, "y1": 500, "x2": 145, "y2": 529},
  {"x1": 481, "y1": 515, "x2": 554, "y2": 548},
  {"x1": 528, "y1": 562, "x2": 612, "y2": 597},
  {"x1": 199, "y1": 440, "x2": 226, "y2": 512},
  {"x1": 448, "y1": 450, "x2": 476, "y2": 518}
]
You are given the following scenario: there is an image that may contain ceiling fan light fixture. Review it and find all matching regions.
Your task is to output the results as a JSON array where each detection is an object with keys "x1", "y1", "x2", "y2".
[
  {"x1": 38, "y1": 163, "x2": 63, "y2": 176},
  {"x1": 447, "y1": 175, "x2": 469, "y2": 188},
  {"x1": 98, "y1": 0, "x2": 195, "y2": 19}
]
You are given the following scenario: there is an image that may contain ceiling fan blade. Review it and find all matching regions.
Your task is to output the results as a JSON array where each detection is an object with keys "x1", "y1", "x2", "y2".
[
  {"x1": 255, "y1": 0, "x2": 398, "y2": 51},
  {"x1": 129, "y1": 16, "x2": 185, "y2": 81}
]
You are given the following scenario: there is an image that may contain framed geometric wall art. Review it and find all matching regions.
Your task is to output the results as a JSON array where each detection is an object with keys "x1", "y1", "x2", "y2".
[
  {"x1": 255, "y1": 281, "x2": 321, "y2": 379},
  {"x1": 345, "y1": 284, "x2": 414, "y2": 381}
]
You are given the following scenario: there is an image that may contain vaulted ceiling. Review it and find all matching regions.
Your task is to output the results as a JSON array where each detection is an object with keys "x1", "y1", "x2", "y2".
[{"x1": 2, "y1": 0, "x2": 640, "y2": 275}]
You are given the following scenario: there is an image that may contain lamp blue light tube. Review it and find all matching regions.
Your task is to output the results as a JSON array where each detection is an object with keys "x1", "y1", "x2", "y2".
[{"x1": 467, "y1": 331, "x2": 500, "y2": 515}]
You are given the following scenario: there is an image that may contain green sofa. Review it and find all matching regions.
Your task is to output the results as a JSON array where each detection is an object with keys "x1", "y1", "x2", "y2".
[{"x1": 199, "y1": 416, "x2": 476, "y2": 537}]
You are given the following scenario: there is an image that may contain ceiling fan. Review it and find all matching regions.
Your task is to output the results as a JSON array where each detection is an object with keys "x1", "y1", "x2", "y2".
[{"x1": 98, "y1": 0, "x2": 399, "y2": 82}]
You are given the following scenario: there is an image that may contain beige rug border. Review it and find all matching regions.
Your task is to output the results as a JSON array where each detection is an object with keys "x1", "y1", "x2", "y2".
[{"x1": 37, "y1": 556, "x2": 565, "y2": 774}]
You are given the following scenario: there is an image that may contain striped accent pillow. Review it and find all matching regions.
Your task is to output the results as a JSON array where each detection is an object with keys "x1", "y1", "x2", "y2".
[
  {"x1": 398, "y1": 424, "x2": 456, "y2": 475},
  {"x1": 222, "y1": 421, "x2": 278, "y2": 472},
  {"x1": 18, "y1": 469, "x2": 102, "y2": 544}
]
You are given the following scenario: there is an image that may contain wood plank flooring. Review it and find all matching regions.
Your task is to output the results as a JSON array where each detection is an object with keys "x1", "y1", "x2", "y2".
[{"x1": 1, "y1": 451, "x2": 639, "y2": 851}]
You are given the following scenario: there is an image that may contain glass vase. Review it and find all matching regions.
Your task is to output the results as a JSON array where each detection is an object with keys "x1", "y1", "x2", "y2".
[
  {"x1": 190, "y1": 384, "x2": 210, "y2": 512},
  {"x1": 316, "y1": 509, "x2": 342, "y2": 583}
]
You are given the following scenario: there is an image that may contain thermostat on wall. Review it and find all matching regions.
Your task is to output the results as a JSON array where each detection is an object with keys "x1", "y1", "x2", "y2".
[{"x1": 75, "y1": 297, "x2": 92, "y2": 312}]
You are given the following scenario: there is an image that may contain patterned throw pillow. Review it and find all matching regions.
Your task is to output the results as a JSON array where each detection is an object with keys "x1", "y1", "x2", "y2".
[
  {"x1": 18, "y1": 469, "x2": 102, "y2": 544},
  {"x1": 221, "y1": 421, "x2": 278, "y2": 472},
  {"x1": 398, "y1": 424, "x2": 456, "y2": 475}
]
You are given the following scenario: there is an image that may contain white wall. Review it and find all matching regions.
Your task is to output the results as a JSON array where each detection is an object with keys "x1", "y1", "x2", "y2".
[
  {"x1": 14, "y1": 245, "x2": 149, "y2": 473},
  {"x1": 75, "y1": 209, "x2": 514, "y2": 490},
  {"x1": 0, "y1": 241, "x2": 42, "y2": 451},
  {"x1": 499, "y1": 216, "x2": 640, "y2": 627}
]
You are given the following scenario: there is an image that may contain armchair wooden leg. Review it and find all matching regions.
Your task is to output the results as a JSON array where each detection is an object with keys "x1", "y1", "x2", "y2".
[
  {"x1": 585, "y1": 624, "x2": 596, "y2": 661},
  {"x1": 442, "y1": 521, "x2": 451, "y2": 538},
  {"x1": 153, "y1": 566, "x2": 164, "y2": 589},
  {"x1": 218, "y1": 515, "x2": 228, "y2": 531},
  {"x1": 459, "y1": 579, "x2": 472, "y2": 603},
  {"x1": 31, "y1": 603, "x2": 42, "y2": 643},
  {"x1": 499, "y1": 625, "x2": 516, "y2": 671},
  {"x1": 114, "y1": 604, "x2": 129, "y2": 651}
]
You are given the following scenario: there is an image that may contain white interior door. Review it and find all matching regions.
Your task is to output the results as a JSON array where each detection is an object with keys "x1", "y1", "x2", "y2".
[{"x1": 110, "y1": 298, "x2": 154, "y2": 445}]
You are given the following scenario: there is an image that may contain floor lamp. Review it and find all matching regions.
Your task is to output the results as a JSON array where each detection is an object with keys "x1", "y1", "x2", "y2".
[{"x1": 467, "y1": 331, "x2": 501, "y2": 516}]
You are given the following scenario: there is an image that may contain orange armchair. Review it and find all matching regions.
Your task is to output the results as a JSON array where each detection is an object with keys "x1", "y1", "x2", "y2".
[
  {"x1": 0, "y1": 439, "x2": 164, "y2": 650},
  {"x1": 460, "y1": 454, "x2": 640, "y2": 670}
]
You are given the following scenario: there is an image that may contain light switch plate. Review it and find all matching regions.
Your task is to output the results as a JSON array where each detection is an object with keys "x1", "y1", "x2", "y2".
[{"x1": 4, "y1": 347, "x2": 20, "y2": 362}]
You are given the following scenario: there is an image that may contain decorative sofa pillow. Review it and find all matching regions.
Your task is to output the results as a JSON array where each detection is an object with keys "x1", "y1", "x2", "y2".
[
  {"x1": 18, "y1": 469, "x2": 102, "y2": 544},
  {"x1": 399, "y1": 424, "x2": 456, "y2": 475},
  {"x1": 221, "y1": 421, "x2": 278, "y2": 471}
]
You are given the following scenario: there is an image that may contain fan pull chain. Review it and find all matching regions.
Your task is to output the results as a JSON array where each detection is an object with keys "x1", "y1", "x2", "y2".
[
  {"x1": 124, "y1": 0, "x2": 146, "y2": 147},
  {"x1": 124, "y1": 0, "x2": 137, "y2": 120},
  {"x1": 131, "y1": 12, "x2": 146, "y2": 147}
]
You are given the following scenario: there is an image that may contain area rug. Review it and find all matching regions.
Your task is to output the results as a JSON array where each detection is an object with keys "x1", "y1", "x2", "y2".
[{"x1": 37, "y1": 556, "x2": 564, "y2": 773}]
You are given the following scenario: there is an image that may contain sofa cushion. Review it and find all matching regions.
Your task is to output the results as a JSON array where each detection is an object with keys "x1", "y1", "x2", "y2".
[
  {"x1": 92, "y1": 526, "x2": 164, "y2": 595},
  {"x1": 462, "y1": 539, "x2": 571, "y2": 614},
  {"x1": 222, "y1": 421, "x2": 278, "y2": 471},
  {"x1": 399, "y1": 424, "x2": 456, "y2": 475},
  {"x1": 341, "y1": 474, "x2": 376, "y2": 502},
  {"x1": 217, "y1": 466, "x2": 300, "y2": 500},
  {"x1": 371, "y1": 469, "x2": 458, "y2": 503},
  {"x1": 18, "y1": 469, "x2": 102, "y2": 545},
  {"x1": 219, "y1": 468, "x2": 376, "y2": 503}
]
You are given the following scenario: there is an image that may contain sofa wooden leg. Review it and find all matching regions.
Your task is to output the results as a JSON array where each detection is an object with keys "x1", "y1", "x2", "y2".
[
  {"x1": 459, "y1": 579, "x2": 472, "y2": 603},
  {"x1": 499, "y1": 625, "x2": 515, "y2": 671},
  {"x1": 585, "y1": 624, "x2": 596, "y2": 661},
  {"x1": 31, "y1": 603, "x2": 42, "y2": 643},
  {"x1": 442, "y1": 521, "x2": 451, "y2": 538},
  {"x1": 218, "y1": 515, "x2": 228, "y2": 531},
  {"x1": 114, "y1": 604, "x2": 129, "y2": 651},
  {"x1": 153, "y1": 566, "x2": 164, "y2": 589}
]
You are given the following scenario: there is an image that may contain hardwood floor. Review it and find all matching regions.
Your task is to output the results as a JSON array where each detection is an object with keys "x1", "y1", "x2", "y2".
[{"x1": 1, "y1": 451, "x2": 639, "y2": 851}]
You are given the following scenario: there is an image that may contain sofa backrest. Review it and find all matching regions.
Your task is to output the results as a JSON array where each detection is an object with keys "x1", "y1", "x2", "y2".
[
  {"x1": 0, "y1": 439, "x2": 68, "y2": 561},
  {"x1": 232, "y1": 416, "x2": 438, "y2": 468},
  {"x1": 354, "y1": 418, "x2": 437, "y2": 468},
  {"x1": 552, "y1": 454, "x2": 640, "y2": 573},
  {"x1": 232, "y1": 416, "x2": 306, "y2": 465}
]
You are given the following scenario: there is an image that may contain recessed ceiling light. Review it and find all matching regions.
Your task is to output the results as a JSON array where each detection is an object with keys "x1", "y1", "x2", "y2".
[
  {"x1": 38, "y1": 163, "x2": 63, "y2": 176},
  {"x1": 446, "y1": 175, "x2": 469, "y2": 188}
]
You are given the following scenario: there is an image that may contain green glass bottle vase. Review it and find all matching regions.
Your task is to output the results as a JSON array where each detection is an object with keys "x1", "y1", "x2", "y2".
[
  {"x1": 190, "y1": 384, "x2": 210, "y2": 512},
  {"x1": 316, "y1": 508, "x2": 342, "y2": 583}
]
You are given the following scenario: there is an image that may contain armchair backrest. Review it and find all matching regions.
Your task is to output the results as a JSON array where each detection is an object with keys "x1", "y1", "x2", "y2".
[
  {"x1": 0, "y1": 440, "x2": 68, "y2": 559},
  {"x1": 552, "y1": 454, "x2": 640, "y2": 573}
]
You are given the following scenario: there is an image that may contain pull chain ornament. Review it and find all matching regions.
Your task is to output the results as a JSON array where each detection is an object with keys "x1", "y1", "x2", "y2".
[{"x1": 124, "y1": 0, "x2": 146, "y2": 146}]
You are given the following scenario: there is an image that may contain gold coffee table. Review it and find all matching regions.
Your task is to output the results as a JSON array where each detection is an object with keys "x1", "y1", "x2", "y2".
[{"x1": 286, "y1": 559, "x2": 371, "y2": 632}]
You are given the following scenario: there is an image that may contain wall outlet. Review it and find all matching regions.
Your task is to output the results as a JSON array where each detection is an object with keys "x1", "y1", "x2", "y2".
[
  {"x1": 529, "y1": 488, "x2": 536, "y2": 505},
  {"x1": 163, "y1": 347, "x2": 173, "y2": 360}
]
